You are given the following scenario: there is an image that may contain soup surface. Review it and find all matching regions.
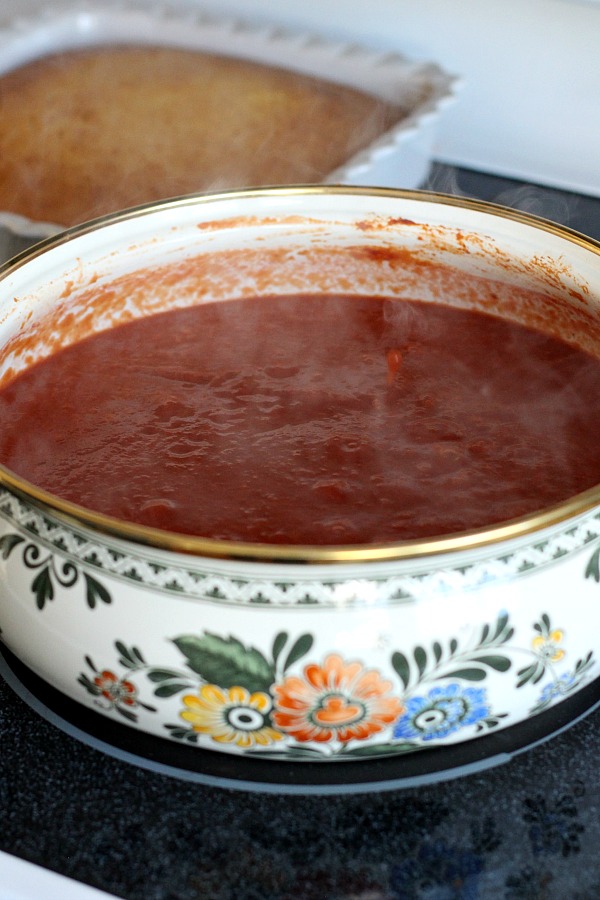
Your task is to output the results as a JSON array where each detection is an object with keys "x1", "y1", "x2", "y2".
[{"x1": 2, "y1": 293, "x2": 600, "y2": 544}]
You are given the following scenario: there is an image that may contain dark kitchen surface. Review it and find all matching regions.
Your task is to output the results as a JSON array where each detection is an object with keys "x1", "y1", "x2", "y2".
[{"x1": 2, "y1": 165, "x2": 600, "y2": 899}]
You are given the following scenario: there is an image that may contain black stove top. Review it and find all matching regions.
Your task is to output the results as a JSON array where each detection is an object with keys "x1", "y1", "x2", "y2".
[{"x1": 2, "y1": 165, "x2": 600, "y2": 899}]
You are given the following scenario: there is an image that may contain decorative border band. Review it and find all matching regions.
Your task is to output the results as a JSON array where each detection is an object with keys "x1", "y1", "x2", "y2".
[{"x1": 1, "y1": 488, "x2": 599, "y2": 608}]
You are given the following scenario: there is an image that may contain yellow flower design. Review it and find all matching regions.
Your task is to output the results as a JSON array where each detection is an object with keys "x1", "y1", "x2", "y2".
[
  {"x1": 180, "y1": 684, "x2": 283, "y2": 748},
  {"x1": 532, "y1": 629, "x2": 565, "y2": 662}
]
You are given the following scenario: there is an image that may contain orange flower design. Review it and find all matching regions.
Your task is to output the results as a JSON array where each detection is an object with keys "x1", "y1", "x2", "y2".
[
  {"x1": 272, "y1": 653, "x2": 404, "y2": 743},
  {"x1": 94, "y1": 669, "x2": 137, "y2": 706}
]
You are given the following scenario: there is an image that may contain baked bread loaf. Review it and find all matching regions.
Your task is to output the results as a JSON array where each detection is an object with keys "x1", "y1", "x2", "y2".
[{"x1": 0, "y1": 45, "x2": 405, "y2": 226}]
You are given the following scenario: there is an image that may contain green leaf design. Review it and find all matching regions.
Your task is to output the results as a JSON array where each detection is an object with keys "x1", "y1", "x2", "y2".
[
  {"x1": 146, "y1": 668, "x2": 185, "y2": 683},
  {"x1": 442, "y1": 667, "x2": 487, "y2": 681},
  {"x1": 282, "y1": 633, "x2": 314, "y2": 672},
  {"x1": 391, "y1": 651, "x2": 410, "y2": 689},
  {"x1": 114, "y1": 705, "x2": 138, "y2": 723},
  {"x1": 532, "y1": 668, "x2": 546, "y2": 686},
  {"x1": 77, "y1": 673, "x2": 100, "y2": 696},
  {"x1": 84, "y1": 654, "x2": 97, "y2": 673},
  {"x1": 585, "y1": 547, "x2": 600, "y2": 582},
  {"x1": 475, "y1": 714, "x2": 509, "y2": 731},
  {"x1": 84, "y1": 574, "x2": 112, "y2": 609},
  {"x1": 414, "y1": 646, "x2": 427, "y2": 678},
  {"x1": 0, "y1": 533, "x2": 24, "y2": 559},
  {"x1": 130, "y1": 646, "x2": 146, "y2": 666},
  {"x1": 516, "y1": 661, "x2": 544, "y2": 688},
  {"x1": 390, "y1": 614, "x2": 515, "y2": 692},
  {"x1": 492, "y1": 612, "x2": 509, "y2": 640},
  {"x1": 1, "y1": 534, "x2": 113, "y2": 612},
  {"x1": 516, "y1": 662, "x2": 536, "y2": 682},
  {"x1": 154, "y1": 682, "x2": 190, "y2": 698},
  {"x1": 487, "y1": 611, "x2": 514, "y2": 645},
  {"x1": 271, "y1": 632, "x2": 288, "y2": 667},
  {"x1": 32, "y1": 566, "x2": 53, "y2": 610},
  {"x1": 574, "y1": 651, "x2": 594, "y2": 677},
  {"x1": 469, "y1": 654, "x2": 511, "y2": 672},
  {"x1": 165, "y1": 725, "x2": 200, "y2": 743},
  {"x1": 173, "y1": 633, "x2": 275, "y2": 693},
  {"x1": 115, "y1": 641, "x2": 146, "y2": 669}
]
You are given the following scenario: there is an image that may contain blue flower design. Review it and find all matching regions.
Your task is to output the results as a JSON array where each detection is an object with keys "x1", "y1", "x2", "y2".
[
  {"x1": 393, "y1": 683, "x2": 489, "y2": 741},
  {"x1": 537, "y1": 672, "x2": 577, "y2": 706}
]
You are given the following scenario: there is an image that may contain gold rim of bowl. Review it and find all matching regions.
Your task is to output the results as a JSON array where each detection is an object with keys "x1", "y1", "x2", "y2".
[{"x1": 2, "y1": 184, "x2": 600, "y2": 564}]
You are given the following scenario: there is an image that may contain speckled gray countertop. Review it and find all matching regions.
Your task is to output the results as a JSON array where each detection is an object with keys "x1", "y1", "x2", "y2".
[{"x1": 2, "y1": 166, "x2": 600, "y2": 899}]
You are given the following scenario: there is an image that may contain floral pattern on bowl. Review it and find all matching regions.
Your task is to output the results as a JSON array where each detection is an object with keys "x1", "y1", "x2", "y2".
[{"x1": 69, "y1": 607, "x2": 594, "y2": 760}]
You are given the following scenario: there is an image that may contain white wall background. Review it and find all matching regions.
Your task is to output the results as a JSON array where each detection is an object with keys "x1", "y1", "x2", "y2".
[{"x1": 2, "y1": 0, "x2": 600, "y2": 195}]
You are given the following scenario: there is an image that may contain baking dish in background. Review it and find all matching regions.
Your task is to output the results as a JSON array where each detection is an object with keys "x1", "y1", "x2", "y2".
[{"x1": 0, "y1": 2, "x2": 458, "y2": 237}]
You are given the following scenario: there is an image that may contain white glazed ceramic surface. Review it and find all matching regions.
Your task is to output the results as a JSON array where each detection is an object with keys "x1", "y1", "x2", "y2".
[
  {"x1": 0, "y1": 2, "x2": 458, "y2": 237},
  {"x1": 1, "y1": 186, "x2": 600, "y2": 763}
]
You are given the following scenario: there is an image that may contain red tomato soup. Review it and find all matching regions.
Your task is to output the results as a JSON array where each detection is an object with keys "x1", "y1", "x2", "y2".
[{"x1": 2, "y1": 292, "x2": 600, "y2": 544}]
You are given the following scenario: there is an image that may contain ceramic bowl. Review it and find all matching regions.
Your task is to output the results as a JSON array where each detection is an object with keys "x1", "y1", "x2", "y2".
[{"x1": 1, "y1": 185, "x2": 600, "y2": 763}]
